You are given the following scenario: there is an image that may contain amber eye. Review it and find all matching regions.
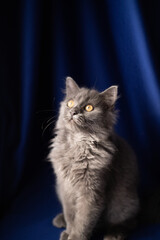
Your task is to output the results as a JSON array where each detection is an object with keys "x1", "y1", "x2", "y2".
[
  {"x1": 67, "y1": 99, "x2": 74, "y2": 108},
  {"x1": 85, "y1": 105, "x2": 93, "y2": 112}
]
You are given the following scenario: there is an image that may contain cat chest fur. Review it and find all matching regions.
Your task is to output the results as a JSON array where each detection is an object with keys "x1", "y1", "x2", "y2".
[{"x1": 51, "y1": 134, "x2": 113, "y2": 194}]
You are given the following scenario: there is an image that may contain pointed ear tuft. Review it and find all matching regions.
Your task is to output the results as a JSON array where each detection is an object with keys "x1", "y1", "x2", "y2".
[
  {"x1": 100, "y1": 85, "x2": 118, "y2": 107},
  {"x1": 66, "y1": 77, "x2": 79, "y2": 96}
]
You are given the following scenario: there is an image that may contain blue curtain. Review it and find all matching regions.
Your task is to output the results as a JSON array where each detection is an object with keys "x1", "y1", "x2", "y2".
[{"x1": 1, "y1": 0, "x2": 160, "y2": 239}]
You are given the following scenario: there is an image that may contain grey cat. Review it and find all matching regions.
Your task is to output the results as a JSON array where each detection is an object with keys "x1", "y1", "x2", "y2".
[{"x1": 49, "y1": 77, "x2": 139, "y2": 240}]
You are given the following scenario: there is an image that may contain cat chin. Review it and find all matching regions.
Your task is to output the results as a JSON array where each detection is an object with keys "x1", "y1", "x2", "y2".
[
  {"x1": 66, "y1": 116, "x2": 80, "y2": 126},
  {"x1": 64, "y1": 119, "x2": 79, "y2": 130},
  {"x1": 63, "y1": 116, "x2": 86, "y2": 131}
]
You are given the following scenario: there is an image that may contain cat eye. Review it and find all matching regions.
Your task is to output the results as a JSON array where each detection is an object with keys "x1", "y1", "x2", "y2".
[
  {"x1": 85, "y1": 105, "x2": 93, "y2": 112},
  {"x1": 67, "y1": 99, "x2": 74, "y2": 108}
]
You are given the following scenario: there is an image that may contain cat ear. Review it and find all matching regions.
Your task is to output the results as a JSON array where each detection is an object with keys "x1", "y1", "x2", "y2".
[
  {"x1": 66, "y1": 77, "x2": 80, "y2": 96},
  {"x1": 100, "y1": 85, "x2": 118, "y2": 107}
]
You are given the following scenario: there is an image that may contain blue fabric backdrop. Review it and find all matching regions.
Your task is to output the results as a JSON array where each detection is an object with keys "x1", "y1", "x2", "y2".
[{"x1": 0, "y1": 0, "x2": 160, "y2": 239}]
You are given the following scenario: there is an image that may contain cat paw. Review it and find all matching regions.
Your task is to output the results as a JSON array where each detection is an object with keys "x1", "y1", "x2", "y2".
[
  {"x1": 53, "y1": 213, "x2": 66, "y2": 228},
  {"x1": 104, "y1": 234, "x2": 126, "y2": 240},
  {"x1": 60, "y1": 231, "x2": 69, "y2": 240}
]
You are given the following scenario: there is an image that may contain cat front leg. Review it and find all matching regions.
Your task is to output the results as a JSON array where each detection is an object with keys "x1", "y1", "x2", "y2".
[
  {"x1": 68, "y1": 196, "x2": 103, "y2": 240},
  {"x1": 60, "y1": 230, "x2": 69, "y2": 240},
  {"x1": 59, "y1": 201, "x2": 74, "y2": 240},
  {"x1": 62, "y1": 198, "x2": 75, "y2": 235}
]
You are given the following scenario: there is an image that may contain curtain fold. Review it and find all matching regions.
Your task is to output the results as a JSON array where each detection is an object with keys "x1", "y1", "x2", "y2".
[{"x1": 1, "y1": 0, "x2": 160, "y2": 221}]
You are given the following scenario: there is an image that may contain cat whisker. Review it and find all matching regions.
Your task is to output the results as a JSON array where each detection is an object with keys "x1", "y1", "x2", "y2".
[
  {"x1": 41, "y1": 115, "x2": 58, "y2": 130},
  {"x1": 42, "y1": 119, "x2": 56, "y2": 136},
  {"x1": 46, "y1": 116, "x2": 57, "y2": 124}
]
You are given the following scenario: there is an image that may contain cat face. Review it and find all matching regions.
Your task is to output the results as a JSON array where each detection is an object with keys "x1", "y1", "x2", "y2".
[
  {"x1": 59, "y1": 77, "x2": 118, "y2": 133},
  {"x1": 63, "y1": 88, "x2": 104, "y2": 131}
]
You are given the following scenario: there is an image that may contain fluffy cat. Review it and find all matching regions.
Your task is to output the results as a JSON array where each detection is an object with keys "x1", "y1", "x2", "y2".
[{"x1": 49, "y1": 77, "x2": 139, "y2": 240}]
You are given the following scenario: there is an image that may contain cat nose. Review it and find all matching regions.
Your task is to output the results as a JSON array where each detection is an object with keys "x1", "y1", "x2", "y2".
[{"x1": 70, "y1": 109, "x2": 78, "y2": 117}]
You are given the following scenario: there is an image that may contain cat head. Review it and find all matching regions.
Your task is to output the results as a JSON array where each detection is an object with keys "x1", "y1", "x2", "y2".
[{"x1": 57, "y1": 77, "x2": 118, "y2": 134}]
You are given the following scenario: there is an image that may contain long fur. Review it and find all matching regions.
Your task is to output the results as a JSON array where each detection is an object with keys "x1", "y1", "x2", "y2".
[{"x1": 49, "y1": 77, "x2": 139, "y2": 240}]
